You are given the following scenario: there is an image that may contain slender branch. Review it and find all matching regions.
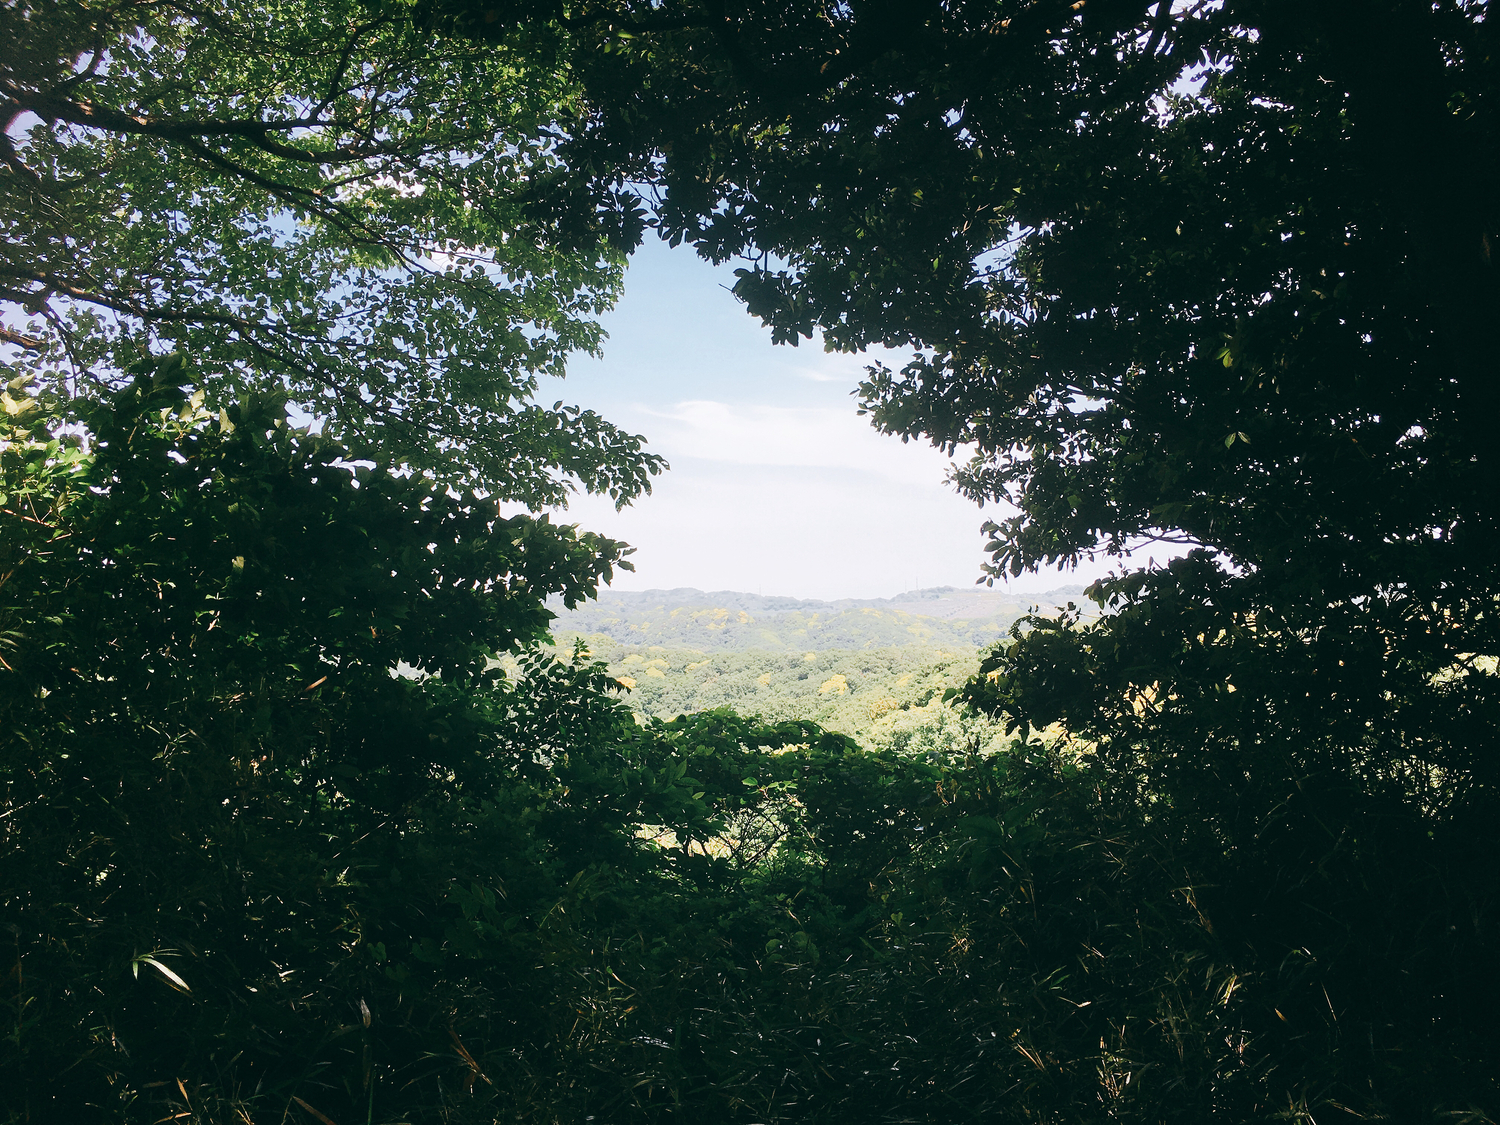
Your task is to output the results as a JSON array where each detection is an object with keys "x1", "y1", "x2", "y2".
[
  {"x1": 309, "y1": 19, "x2": 391, "y2": 120},
  {"x1": 38, "y1": 304, "x2": 93, "y2": 390},
  {"x1": 51, "y1": 29, "x2": 107, "y2": 94},
  {"x1": 172, "y1": 136, "x2": 396, "y2": 249}
]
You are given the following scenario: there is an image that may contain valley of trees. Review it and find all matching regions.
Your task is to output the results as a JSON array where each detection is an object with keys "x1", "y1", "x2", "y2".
[
  {"x1": 3, "y1": 1, "x2": 1497, "y2": 1123},
  {"x1": 539, "y1": 638, "x2": 1009, "y2": 753},
  {"x1": 540, "y1": 588, "x2": 1082, "y2": 751}
]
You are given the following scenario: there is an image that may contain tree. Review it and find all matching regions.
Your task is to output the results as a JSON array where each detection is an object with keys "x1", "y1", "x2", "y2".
[
  {"x1": 2, "y1": 0, "x2": 661, "y2": 500},
  {"x1": 0, "y1": 363, "x2": 600, "y2": 1117},
  {"x1": 426, "y1": 0, "x2": 1496, "y2": 580},
  {"x1": 7, "y1": 0, "x2": 1499, "y2": 1117},
  {"x1": 416, "y1": 0, "x2": 1500, "y2": 1115},
  {"x1": 7, "y1": 368, "x2": 1490, "y2": 1121},
  {"x1": 4, "y1": 366, "x2": 1069, "y2": 1124}
]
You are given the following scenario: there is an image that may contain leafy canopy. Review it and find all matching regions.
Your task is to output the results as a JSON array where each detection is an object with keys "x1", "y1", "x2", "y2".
[
  {"x1": 3, "y1": 366, "x2": 1156, "y2": 1125},
  {"x1": 4, "y1": 2, "x2": 1500, "y2": 1120},
  {"x1": 0, "y1": 364, "x2": 690, "y2": 1121},
  {"x1": 429, "y1": 0, "x2": 1500, "y2": 827},
  {"x1": 407, "y1": 3, "x2": 1500, "y2": 1115},
  {"x1": 431, "y1": 0, "x2": 1497, "y2": 585},
  {"x1": 1, "y1": 0, "x2": 661, "y2": 500}
]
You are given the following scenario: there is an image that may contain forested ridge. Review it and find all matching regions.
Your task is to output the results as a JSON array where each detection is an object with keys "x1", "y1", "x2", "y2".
[
  {"x1": 3, "y1": 1, "x2": 1498, "y2": 1123},
  {"x1": 547, "y1": 585, "x2": 1084, "y2": 652}
]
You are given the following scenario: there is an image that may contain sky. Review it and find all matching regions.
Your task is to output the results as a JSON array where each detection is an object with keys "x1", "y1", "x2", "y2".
[{"x1": 538, "y1": 239, "x2": 1124, "y2": 602}]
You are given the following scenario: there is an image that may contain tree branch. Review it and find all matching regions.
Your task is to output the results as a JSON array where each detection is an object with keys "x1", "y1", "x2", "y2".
[
  {"x1": 1143, "y1": 0, "x2": 1175, "y2": 57},
  {"x1": 0, "y1": 326, "x2": 46, "y2": 350}
]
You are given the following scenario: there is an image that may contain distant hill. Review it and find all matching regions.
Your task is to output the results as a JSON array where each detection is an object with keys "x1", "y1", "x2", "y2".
[{"x1": 547, "y1": 585, "x2": 1088, "y2": 653}]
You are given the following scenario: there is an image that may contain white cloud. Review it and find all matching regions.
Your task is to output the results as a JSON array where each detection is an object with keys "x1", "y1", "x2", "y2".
[
  {"x1": 558, "y1": 455, "x2": 1000, "y2": 601},
  {"x1": 629, "y1": 400, "x2": 958, "y2": 483},
  {"x1": 786, "y1": 364, "x2": 855, "y2": 384},
  {"x1": 785, "y1": 340, "x2": 908, "y2": 385},
  {"x1": 520, "y1": 396, "x2": 1003, "y2": 600},
  {"x1": 521, "y1": 240, "x2": 1136, "y2": 600}
]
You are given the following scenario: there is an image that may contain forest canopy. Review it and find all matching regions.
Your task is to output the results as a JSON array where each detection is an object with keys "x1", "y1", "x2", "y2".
[
  {"x1": 4, "y1": 1, "x2": 1499, "y2": 1122},
  {"x1": 1, "y1": 0, "x2": 661, "y2": 500},
  {"x1": 427, "y1": 0, "x2": 1498, "y2": 582}
]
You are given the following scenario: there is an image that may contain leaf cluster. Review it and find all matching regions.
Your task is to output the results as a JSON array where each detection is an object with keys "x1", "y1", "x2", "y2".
[
  {"x1": 0, "y1": 363, "x2": 656, "y2": 1122},
  {"x1": 2, "y1": 0, "x2": 663, "y2": 498}
]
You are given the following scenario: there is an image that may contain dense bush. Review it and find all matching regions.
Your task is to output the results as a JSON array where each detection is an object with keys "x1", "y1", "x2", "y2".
[{"x1": 0, "y1": 371, "x2": 681, "y2": 1122}]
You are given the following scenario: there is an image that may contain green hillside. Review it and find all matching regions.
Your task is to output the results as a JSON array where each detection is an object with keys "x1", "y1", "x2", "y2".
[
  {"x1": 534, "y1": 586, "x2": 1084, "y2": 751},
  {"x1": 529, "y1": 636, "x2": 1010, "y2": 756},
  {"x1": 547, "y1": 584, "x2": 1084, "y2": 653}
]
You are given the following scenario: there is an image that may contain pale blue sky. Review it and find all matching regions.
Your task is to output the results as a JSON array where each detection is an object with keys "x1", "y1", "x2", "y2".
[{"x1": 543, "y1": 239, "x2": 1118, "y2": 601}]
